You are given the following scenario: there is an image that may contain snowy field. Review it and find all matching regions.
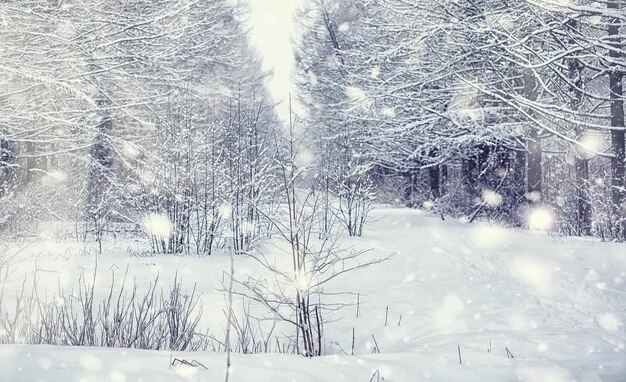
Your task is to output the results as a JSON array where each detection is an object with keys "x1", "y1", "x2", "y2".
[{"x1": 0, "y1": 207, "x2": 625, "y2": 381}]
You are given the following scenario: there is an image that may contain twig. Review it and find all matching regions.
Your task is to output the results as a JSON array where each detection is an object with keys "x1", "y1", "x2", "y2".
[
  {"x1": 384, "y1": 306, "x2": 388, "y2": 326},
  {"x1": 225, "y1": 246, "x2": 235, "y2": 382},
  {"x1": 172, "y1": 358, "x2": 208, "y2": 370},
  {"x1": 369, "y1": 369, "x2": 381, "y2": 382},
  {"x1": 505, "y1": 347, "x2": 514, "y2": 359},
  {"x1": 371, "y1": 334, "x2": 380, "y2": 354},
  {"x1": 351, "y1": 327, "x2": 355, "y2": 355},
  {"x1": 330, "y1": 341, "x2": 348, "y2": 355}
]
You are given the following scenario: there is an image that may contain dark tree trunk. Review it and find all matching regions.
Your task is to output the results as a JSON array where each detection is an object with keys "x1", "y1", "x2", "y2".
[
  {"x1": 608, "y1": 1, "x2": 625, "y2": 239},
  {"x1": 403, "y1": 169, "x2": 419, "y2": 206},
  {"x1": 466, "y1": 145, "x2": 489, "y2": 194},
  {"x1": 523, "y1": 68, "x2": 542, "y2": 197},
  {"x1": 513, "y1": 148, "x2": 526, "y2": 203},
  {"x1": 428, "y1": 149, "x2": 441, "y2": 199},
  {"x1": 526, "y1": 129, "x2": 542, "y2": 195},
  {"x1": 575, "y1": 158, "x2": 592, "y2": 235},
  {"x1": 0, "y1": 139, "x2": 16, "y2": 198},
  {"x1": 440, "y1": 164, "x2": 448, "y2": 196},
  {"x1": 464, "y1": 157, "x2": 477, "y2": 195},
  {"x1": 87, "y1": 97, "x2": 114, "y2": 218},
  {"x1": 477, "y1": 144, "x2": 490, "y2": 175},
  {"x1": 429, "y1": 165, "x2": 440, "y2": 199}
]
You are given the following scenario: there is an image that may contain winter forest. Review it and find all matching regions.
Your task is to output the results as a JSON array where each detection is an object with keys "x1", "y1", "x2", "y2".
[{"x1": 0, "y1": 0, "x2": 625, "y2": 381}]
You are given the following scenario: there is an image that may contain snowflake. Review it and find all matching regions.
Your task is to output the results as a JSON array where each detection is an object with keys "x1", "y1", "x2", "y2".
[
  {"x1": 528, "y1": 208, "x2": 553, "y2": 231},
  {"x1": 143, "y1": 213, "x2": 173, "y2": 239}
]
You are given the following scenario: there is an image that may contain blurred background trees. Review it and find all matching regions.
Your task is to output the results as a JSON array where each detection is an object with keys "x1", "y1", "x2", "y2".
[{"x1": 0, "y1": 1, "x2": 280, "y2": 253}]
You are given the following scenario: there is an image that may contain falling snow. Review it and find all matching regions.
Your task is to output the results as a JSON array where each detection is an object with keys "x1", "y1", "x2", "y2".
[
  {"x1": 528, "y1": 207, "x2": 554, "y2": 231},
  {"x1": 1, "y1": 0, "x2": 626, "y2": 381},
  {"x1": 143, "y1": 213, "x2": 174, "y2": 239}
]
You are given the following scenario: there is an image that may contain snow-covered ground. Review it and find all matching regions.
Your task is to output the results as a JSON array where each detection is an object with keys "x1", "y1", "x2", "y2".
[{"x1": 1, "y1": 207, "x2": 625, "y2": 381}]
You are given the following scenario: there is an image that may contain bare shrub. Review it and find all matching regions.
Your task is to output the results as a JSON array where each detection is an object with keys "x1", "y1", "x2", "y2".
[
  {"x1": 0, "y1": 268, "x2": 204, "y2": 351},
  {"x1": 229, "y1": 102, "x2": 389, "y2": 357}
]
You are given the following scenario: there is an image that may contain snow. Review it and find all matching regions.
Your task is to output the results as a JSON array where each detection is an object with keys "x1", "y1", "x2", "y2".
[
  {"x1": 577, "y1": 135, "x2": 602, "y2": 159},
  {"x1": 370, "y1": 66, "x2": 381, "y2": 79},
  {"x1": 381, "y1": 106, "x2": 396, "y2": 118},
  {"x1": 143, "y1": 213, "x2": 174, "y2": 239},
  {"x1": 1, "y1": 207, "x2": 626, "y2": 381},
  {"x1": 481, "y1": 189, "x2": 503, "y2": 207},
  {"x1": 295, "y1": 148, "x2": 315, "y2": 168},
  {"x1": 528, "y1": 207, "x2": 554, "y2": 231},
  {"x1": 122, "y1": 141, "x2": 140, "y2": 159},
  {"x1": 345, "y1": 86, "x2": 365, "y2": 99},
  {"x1": 597, "y1": 314, "x2": 623, "y2": 334},
  {"x1": 0, "y1": 344, "x2": 542, "y2": 382}
]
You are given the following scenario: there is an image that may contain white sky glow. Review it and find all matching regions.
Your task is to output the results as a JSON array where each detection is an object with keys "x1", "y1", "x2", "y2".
[{"x1": 245, "y1": 0, "x2": 306, "y2": 123}]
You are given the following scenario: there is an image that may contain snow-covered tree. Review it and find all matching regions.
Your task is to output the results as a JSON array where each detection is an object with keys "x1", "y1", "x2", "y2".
[{"x1": 296, "y1": 0, "x2": 625, "y2": 239}]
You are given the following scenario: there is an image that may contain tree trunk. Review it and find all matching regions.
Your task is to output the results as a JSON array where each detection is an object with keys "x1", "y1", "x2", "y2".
[
  {"x1": 429, "y1": 165, "x2": 440, "y2": 199},
  {"x1": 464, "y1": 157, "x2": 477, "y2": 196},
  {"x1": 0, "y1": 139, "x2": 16, "y2": 198},
  {"x1": 87, "y1": 97, "x2": 114, "y2": 219},
  {"x1": 608, "y1": 1, "x2": 625, "y2": 239},
  {"x1": 403, "y1": 170, "x2": 419, "y2": 206},
  {"x1": 440, "y1": 164, "x2": 448, "y2": 196},
  {"x1": 513, "y1": 148, "x2": 526, "y2": 203},
  {"x1": 575, "y1": 158, "x2": 592, "y2": 235},
  {"x1": 428, "y1": 149, "x2": 441, "y2": 199},
  {"x1": 477, "y1": 144, "x2": 490, "y2": 175},
  {"x1": 524, "y1": 68, "x2": 542, "y2": 198},
  {"x1": 568, "y1": 19, "x2": 593, "y2": 236}
]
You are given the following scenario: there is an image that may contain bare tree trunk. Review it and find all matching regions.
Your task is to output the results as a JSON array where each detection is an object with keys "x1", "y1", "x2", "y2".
[
  {"x1": 429, "y1": 165, "x2": 440, "y2": 199},
  {"x1": 86, "y1": 96, "x2": 114, "y2": 251},
  {"x1": 477, "y1": 144, "x2": 490, "y2": 175},
  {"x1": 608, "y1": 1, "x2": 625, "y2": 239},
  {"x1": 513, "y1": 148, "x2": 526, "y2": 201},
  {"x1": 464, "y1": 144, "x2": 489, "y2": 200},
  {"x1": 0, "y1": 139, "x2": 16, "y2": 198},
  {"x1": 524, "y1": 68, "x2": 542, "y2": 197},
  {"x1": 403, "y1": 170, "x2": 419, "y2": 206},
  {"x1": 428, "y1": 149, "x2": 440, "y2": 199},
  {"x1": 575, "y1": 158, "x2": 592, "y2": 235},
  {"x1": 565, "y1": 19, "x2": 593, "y2": 236},
  {"x1": 440, "y1": 164, "x2": 448, "y2": 195},
  {"x1": 464, "y1": 157, "x2": 477, "y2": 196}
]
